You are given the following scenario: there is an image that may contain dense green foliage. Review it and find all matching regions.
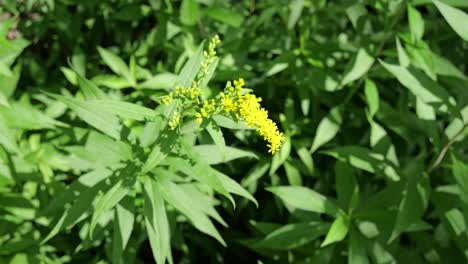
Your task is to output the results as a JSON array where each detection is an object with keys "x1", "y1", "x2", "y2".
[{"x1": 1, "y1": 0, "x2": 468, "y2": 263}]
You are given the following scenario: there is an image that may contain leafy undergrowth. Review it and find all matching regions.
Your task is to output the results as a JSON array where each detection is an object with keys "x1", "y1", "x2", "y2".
[{"x1": 1, "y1": 1, "x2": 468, "y2": 263}]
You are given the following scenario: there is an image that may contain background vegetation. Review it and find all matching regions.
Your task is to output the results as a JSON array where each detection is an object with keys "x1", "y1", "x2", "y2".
[{"x1": 1, "y1": 0, "x2": 468, "y2": 263}]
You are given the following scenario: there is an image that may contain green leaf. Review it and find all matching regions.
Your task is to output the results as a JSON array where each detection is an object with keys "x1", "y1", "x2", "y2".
[
  {"x1": 60, "y1": 67, "x2": 77, "y2": 85},
  {"x1": 390, "y1": 162, "x2": 429, "y2": 242},
  {"x1": 265, "y1": 62, "x2": 288, "y2": 76},
  {"x1": 444, "y1": 208, "x2": 466, "y2": 237},
  {"x1": 284, "y1": 161, "x2": 302, "y2": 186},
  {"x1": 415, "y1": 98, "x2": 436, "y2": 120},
  {"x1": 340, "y1": 48, "x2": 374, "y2": 87},
  {"x1": 167, "y1": 145, "x2": 235, "y2": 207},
  {"x1": 253, "y1": 222, "x2": 329, "y2": 250},
  {"x1": 396, "y1": 38, "x2": 410, "y2": 67},
  {"x1": 364, "y1": 79, "x2": 379, "y2": 118},
  {"x1": 178, "y1": 184, "x2": 227, "y2": 227},
  {"x1": 408, "y1": 4, "x2": 425, "y2": 42},
  {"x1": 267, "y1": 186, "x2": 340, "y2": 216},
  {"x1": 321, "y1": 214, "x2": 350, "y2": 247},
  {"x1": 155, "y1": 170, "x2": 226, "y2": 246},
  {"x1": 42, "y1": 169, "x2": 114, "y2": 244},
  {"x1": 349, "y1": 226, "x2": 370, "y2": 264},
  {"x1": 138, "y1": 73, "x2": 177, "y2": 90},
  {"x1": 180, "y1": 0, "x2": 199, "y2": 26},
  {"x1": 335, "y1": 162, "x2": 358, "y2": 211},
  {"x1": 143, "y1": 177, "x2": 172, "y2": 264},
  {"x1": 92, "y1": 75, "x2": 131, "y2": 90},
  {"x1": 97, "y1": 47, "x2": 135, "y2": 86},
  {"x1": 212, "y1": 169, "x2": 258, "y2": 207},
  {"x1": 74, "y1": 69, "x2": 108, "y2": 100},
  {"x1": 0, "y1": 115, "x2": 18, "y2": 152},
  {"x1": 89, "y1": 175, "x2": 134, "y2": 237},
  {"x1": 0, "y1": 61, "x2": 12, "y2": 77},
  {"x1": 241, "y1": 161, "x2": 270, "y2": 190},
  {"x1": 141, "y1": 130, "x2": 176, "y2": 174},
  {"x1": 204, "y1": 8, "x2": 244, "y2": 27},
  {"x1": 194, "y1": 145, "x2": 258, "y2": 165},
  {"x1": 433, "y1": 0, "x2": 468, "y2": 41},
  {"x1": 452, "y1": 155, "x2": 468, "y2": 206},
  {"x1": 288, "y1": 0, "x2": 304, "y2": 29},
  {"x1": 47, "y1": 93, "x2": 121, "y2": 139},
  {"x1": 445, "y1": 105, "x2": 468, "y2": 142},
  {"x1": 0, "y1": 63, "x2": 21, "y2": 98},
  {"x1": 269, "y1": 137, "x2": 291, "y2": 175},
  {"x1": 88, "y1": 100, "x2": 157, "y2": 121},
  {"x1": 379, "y1": 61, "x2": 455, "y2": 108},
  {"x1": 310, "y1": 106, "x2": 343, "y2": 153},
  {"x1": 322, "y1": 146, "x2": 401, "y2": 181},
  {"x1": 206, "y1": 120, "x2": 226, "y2": 161},
  {"x1": 212, "y1": 115, "x2": 253, "y2": 130},
  {"x1": 112, "y1": 201, "x2": 135, "y2": 264},
  {"x1": 176, "y1": 42, "x2": 204, "y2": 87},
  {"x1": 0, "y1": 102, "x2": 62, "y2": 130},
  {"x1": 297, "y1": 147, "x2": 314, "y2": 176}
]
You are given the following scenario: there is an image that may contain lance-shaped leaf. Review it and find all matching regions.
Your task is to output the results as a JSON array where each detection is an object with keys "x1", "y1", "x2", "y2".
[
  {"x1": 253, "y1": 222, "x2": 329, "y2": 250},
  {"x1": 380, "y1": 61, "x2": 455, "y2": 109},
  {"x1": 155, "y1": 170, "x2": 226, "y2": 246},
  {"x1": 87, "y1": 100, "x2": 157, "y2": 121},
  {"x1": 310, "y1": 106, "x2": 343, "y2": 153},
  {"x1": 143, "y1": 177, "x2": 172, "y2": 264},
  {"x1": 321, "y1": 214, "x2": 350, "y2": 247},
  {"x1": 112, "y1": 200, "x2": 135, "y2": 264},
  {"x1": 322, "y1": 146, "x2": 401, "y2": 181},
  {"x1": 98, "y1": 47, "x2": 135, "y2": 87},
  {"x1": 433, "y1": 0, "x2": 468, "y2": 41},
  {"x1": 47, "y1": 93, "x2": 121, "y2": 139},
  {"x1": 267, "y1": 186, "x2": 341, "y2": 216}
]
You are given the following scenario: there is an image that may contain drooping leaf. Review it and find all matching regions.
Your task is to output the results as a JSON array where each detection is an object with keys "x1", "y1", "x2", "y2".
[
  {"x1": 380, "y1": 61, "x2": 455, "y2": 108},
  {"x1": 204, "y1": 8, "x2": 244, "y2": 27},
  {"x1": 349, "y1": 226, "x2": 370, "y2": 264},
  {"x1": 322, "y1": 146, "x2": 401, "y2": 181},
  {"x1": 155, "y1": 170, "x2": 226, "y2": 246},
  {"x1": 340, "y1": 48, "x2": 374, "y2": 87},
  {"x1": 408, "y1": 4, "x2": 425, "y2": 42},
  {"x1": 47, "y1": 93, "x2": 121, "y2": 139},
  {"x1": 267, "y1": 186, "x2": 341, "y2": 216},
  {"x1": 97, "y1": 47, "x2": 135, "y2": 86},
  {"x1": 180, "y1": 0, "x2": 199, "y2": 26},
  {"x1": 175, "y1": 42, "x2": 204, "y2": 87},
  {"x1": 206, "y1": 119, "x2": 226, "y2": 161},
  {"x1": 253, "y1": 222, "x2": 329, "y2": 250},
  {"x1": 143, "y1": 177, "x2": 172, "y2": 264},
  {"x1": 89, "y1": 168, "x2": 136, "y2": 237},
  {"x1": 87, "y1": 100, "x2": 157, "y2": 121},
  {"x1": 310, "y1": 106, "x2": 343, "y2": 153},
  {"x1": 365, "y1": 79, "x2": 379, "y2": 118},
  {"x1": 112, "y1": 201, "x2": 135, "y2": 264},
  {"x1": 194, "y1": 145, "x2": 258, "y2": 165},
  {"x1": 433, "y1": 0, "x2": 468, "y2": 41},
  {"x1": 321, "y1": 214, "x2": 350, "y2": 247}
]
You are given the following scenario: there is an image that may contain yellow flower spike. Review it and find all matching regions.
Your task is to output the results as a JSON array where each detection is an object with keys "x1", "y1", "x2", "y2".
[{"x1": 227, "y1": 88, "x2": 285, "y2": 154}]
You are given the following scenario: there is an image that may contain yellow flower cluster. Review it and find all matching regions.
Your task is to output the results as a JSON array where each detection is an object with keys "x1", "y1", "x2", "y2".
[
  {"x1": 195, "y1": 78, "x2": 285, "y2": 154},
  {"x1": 230, "y1": 80, "x2": 285, "y2": 154},
  {"x1": 157, "y1": 35, "x2": 285, "y2": 153},
  {"x1": 195, "y1": 99, "x2": 217, "y2": 123}
]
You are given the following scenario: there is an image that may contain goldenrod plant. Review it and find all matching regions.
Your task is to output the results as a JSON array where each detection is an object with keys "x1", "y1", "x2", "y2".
[{"x1": 1, "y1": 0, "x2": 468, "y2": 263}]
